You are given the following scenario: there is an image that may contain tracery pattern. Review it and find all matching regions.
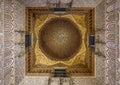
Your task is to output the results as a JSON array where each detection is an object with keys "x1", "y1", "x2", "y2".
[
  {"x1": 1, "y1": 0, "x2": 119, "y2": 85},
  {"x1": 4, "y1": 0, "x2": 15, "y2": 85},
  {"x1": 105, "y1": 0, "x2": 119, "y2": 85}
]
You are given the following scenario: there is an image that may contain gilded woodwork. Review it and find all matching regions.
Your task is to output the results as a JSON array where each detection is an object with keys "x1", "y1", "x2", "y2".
[{"x1": 25, "y1": 7, "x2": 95, "y2": 77}]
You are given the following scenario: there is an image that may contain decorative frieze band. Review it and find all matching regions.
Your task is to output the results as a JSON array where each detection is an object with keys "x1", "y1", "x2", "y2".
[{"x1": 105, "y1": 0, "x2": 119, "y2": 85}]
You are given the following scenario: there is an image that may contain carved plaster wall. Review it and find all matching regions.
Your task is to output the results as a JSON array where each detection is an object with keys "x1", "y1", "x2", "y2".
[
  {"x1": 1, "y1": 0, "x2": 120, "y2": 85},
  {"x1": 14, "y1": 1, "x2": 25, "y2": 85},
  {"x1": 0, "y1": 0, "x2": 4, "y2": 85},
  {"x1": 105, "y1": 0, "x2": 119, "y2": 85},
  {"x1": 118, "y1": 2, "x2": 120, "y2": 84},
  {"x1": 16, "y1": 0, "x2": 106, "y2": 85},
  {"x1": 18, "y1": 0, "x2": 103, "y2": 7},
  {"x1": 4, "y1": 0, "x2": 15, "y2": 85}
]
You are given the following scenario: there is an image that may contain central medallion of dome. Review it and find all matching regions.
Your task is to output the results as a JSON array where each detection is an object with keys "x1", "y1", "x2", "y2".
[{"x1": 39, "y1": 18, "x2": 82, "y2": 60}]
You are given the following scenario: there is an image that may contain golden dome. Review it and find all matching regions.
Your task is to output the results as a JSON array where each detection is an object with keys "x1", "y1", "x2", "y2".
[{"x1": 39, "y1": 18, "x2": 82, "y2": 60}]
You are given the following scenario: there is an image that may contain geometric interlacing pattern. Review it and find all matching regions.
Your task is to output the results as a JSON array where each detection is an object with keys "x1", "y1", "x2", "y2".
[
  {"x1": 105, "y1": 0, "x2": 120, "y2": 85},
  {"x1": 4, "y1": 0, "x2": 15, "y2": 85},
  {"x1": 0, "y1": 0, "x2": 119, "y2": 85}
]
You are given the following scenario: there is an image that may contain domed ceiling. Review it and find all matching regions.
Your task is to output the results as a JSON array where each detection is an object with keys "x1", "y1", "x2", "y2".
[
  {"x1": 26, "y1": 8, "x2": 95, "y2": 76},
  {"x1": 39, "y1": 18, "x2": 82, "y2": 60}
]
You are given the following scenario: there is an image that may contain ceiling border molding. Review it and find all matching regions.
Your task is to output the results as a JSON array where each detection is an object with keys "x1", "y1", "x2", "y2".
[{"x1": 25, "y1": 7, "x2": 95, "y2": 77}]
